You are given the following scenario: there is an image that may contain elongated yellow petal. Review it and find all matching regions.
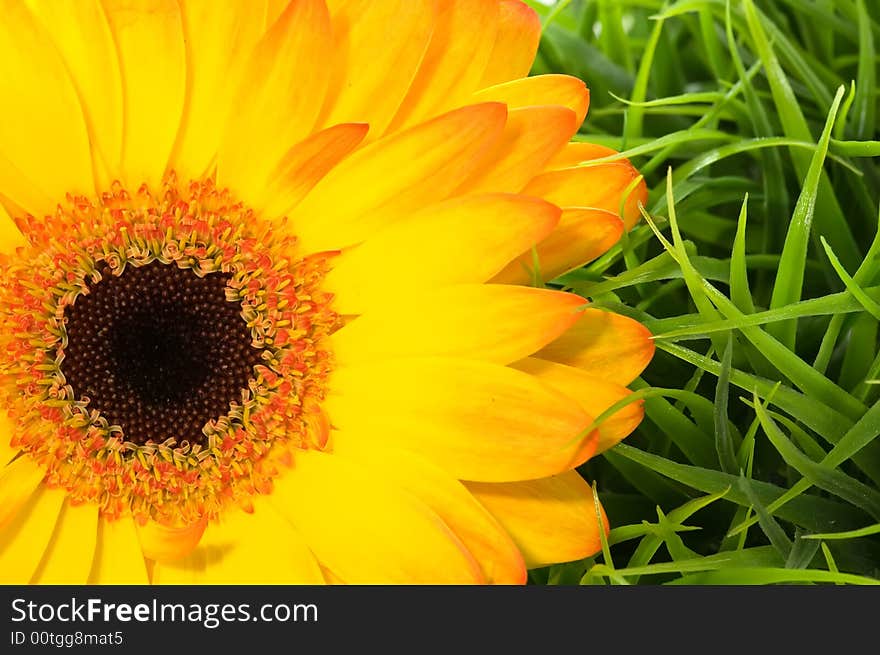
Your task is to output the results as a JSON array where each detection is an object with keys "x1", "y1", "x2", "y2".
[
  {"x1": 524, "y1": 162, "x2": 647, "y2": 230},
  {"x1": 152, "y1": 497, "x2": 324, "y2": 584},
  {"x1": 319, "y1": 0, "x2": 435, "y2": 136},
  {"x1": 327, "y1": 357, "x2": 596, "y2": 482},
  {"x1": 89, "y1": 514, "x2": 150, "y2": 584},
  {"x1": 547, "y1": 141, "x2": 625, "y2": 169},
  {"x1": 0, "y1": 156, "x2": 54, "y2": 221},
  {"x1": 265, "y1": 0, "x2": 287, "y2": 25},
  {"x1": 466, "y1": 471, "x2": 609, "y2": 568},
  {"x1": 513, "y1": 358, "x2": 644, "y2": 454},
  {"x1": 457, "y1": 106, "x2": 578, "y2": 194},
  {"x1": 148, "y1": 551, "x2": 200, "y2": 583},
  {"x1": 31, "y1": 500, "x2": 98, "y2": 584},
  {"x1": 263, "y1": 123, "x2": 369, "y2": 217},
  {"x1": 292, "y1": 103, "x2": 507, "y2": 254},
  {"x1": 535, "y1": 308, "x2": 655, "y2": 386},
  {"x1": 319, "y1": 565, "x2": 346, "y2": 584},
  {"x1": 333, "y1": 445, "x2": 526, "y2": 584},
  {"x1": 0, "y1": 484, "x2": 65, "y2": 583},
  {"x1": 170, "y1": 0, "x2": 267, "y2": 179},
  {"x1": 492, "y1": 208, "x2": 623, "y2": 284},
  {"x1": 473, "y1": 74, "x2": 590, "y2": 126},
  {"x1": 331, "y1": 284, "x2": 585, "y2": 366},
  {"x1": 0, "y1": 0, "x2": 94, "y2": 215},
  {"x1": 26, "y1": 0, "x2": 124, "y2": 187},
  {"x1": 389, "y1": 0, "x2": 499, "y2": 132},
  {"x1": 103, "y1": 0, "x2": 186, "y2": 191},
  {"x1": 218, "y1": 0, "x2": 332, "y2": 206},
  {"x1": 0, "y1": 456, "x2": 45, "y2": 530},
  {"x1": 480, "y1": 0, "x2": 541, "y2": 87},
  {"x1": 136, "y1": 516, "x2": 207, "y2": 562},
  {"x1": 545, "y1": 142, "x2": 648, "y2": 229},
  {"x1": 269, "y1": 450, "x2": 484, "y2": 584},
  {"x1": 323, "y1": 193, "x2": 559, "y2": 314}
]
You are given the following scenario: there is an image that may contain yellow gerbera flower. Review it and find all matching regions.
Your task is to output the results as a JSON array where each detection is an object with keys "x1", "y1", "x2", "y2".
[{"x1": 0, "y1": 0, "x2": 653, "y2": 584}]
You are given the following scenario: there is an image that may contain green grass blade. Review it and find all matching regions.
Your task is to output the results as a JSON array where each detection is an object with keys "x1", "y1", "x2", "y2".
[
  {"x1": 853, "y1": 0, "x2": 876, "y2": 140},
  {"x1": 805, "y1": 524, "x2": 880, "y2": 540},
  {"x1": 666, "y1": 568, "x2": 880, "y2": 585},
  {"x1": 729, "y1": 194, "x2": 756, "y2": 313},
  {"x1": 754, "y1": 392, "x2": 880, "y2": 519},
  {"x1": 612, "y1": 443, "x2": 867, "y2": 532},
  {"x1": 743, "y1": 0, "x2": 861, "y2": 270},
  {"x1": 767, "y1": 85, "x2": 846, "y2": 347},
  {"x1": 714, "y1": 335, "x2": 738, "y2": 474}
]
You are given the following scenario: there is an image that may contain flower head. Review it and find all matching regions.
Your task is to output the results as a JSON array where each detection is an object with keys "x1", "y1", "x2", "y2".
[{"x1": 0, "y1": 0, "x2": 652, "y2": 584}]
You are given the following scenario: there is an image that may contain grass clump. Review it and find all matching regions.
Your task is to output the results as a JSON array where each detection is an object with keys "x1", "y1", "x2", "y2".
[{"x1": 526, "y1": 0, "x2": 880, "y2": 585}]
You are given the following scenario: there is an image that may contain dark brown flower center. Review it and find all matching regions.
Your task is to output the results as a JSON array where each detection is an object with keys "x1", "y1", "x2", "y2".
[{"x1": 61, "y1": 262, "x2": 263, "y2": 446}]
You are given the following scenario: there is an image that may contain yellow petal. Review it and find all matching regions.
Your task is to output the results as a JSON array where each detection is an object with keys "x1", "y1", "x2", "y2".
[
  {"x1": 323, "y1": 193, "x2": 559, "y2": 314},
  {"x1": 457, "y1": 105, "x2": 578, "y2": 194},
  {"x1": 319, "y1": 0, "x2": 435, "y2": 136},
  {"x1": 319, "y1": 565, "x2": 346, "y2": 584},
  {"x1": 265, "y1": 0, "x2": 287, "y2": 25},
  {"x1": 0, "y1": 408, "x2": 21, "y2": 465},
  {"x1": 0, "y1": 155, "x2": 55, "y2": 221},
  {"x1": 0, "y1": 484, "x2": 65, "y2": 583},
  {"x1": 535, "y1": 308, "x2": 655, "y2": 386},
  {"x1": 523, "y1": 162, "x2": 647, "y2": 230},
  {"x1": 480, "y1": 0, "x2": 541, "y2": 87},
  {"x1": 31, "y1": 500, "x2": 99, "y2": 584},
  {"x1": 333, "y1": 445, "x2": 526, "y2": 584},
  {"x1": 544, "y1": 142, "x2": 648, "y2": 228},
  {"x1": 136, "y1": 516, "x2": 207, "y2": 562},
  {"x1": 26, "y1": 0, "x2": 124, "y2": 186},
  {"x1": 0, "y1": 0, "x2": 94, "y2": 215},
  {"x1": 466, "y1": 471, "x2": 609, "y2": 568},
  {"x1": 269, "y1": 450, "x2": 484, "y2": 584},
  {"x1": 152, "y1": 497, "x2": 324, "y2": 584},
  {"x1": 513, "y1": 358, "x2": 644, "y2": 454},
  {"x1": 89, "y1": 514, "x2": 150, "y2": 584},
  {"x1": 388, "y1": 0, "x2": 499, "y2": 132},
  {"x1": 292, "y1": 103, "x2": 507, "y2": 254},
  {"x1": 263, "y1": 123, "x2": 369, "y2": 217},
  {"x1": 492, "y1": 208, "x2": 623, "y2": 284},
  {"x1": 170, "y1": 0, "x2": 267, "y2": 179},
  {"x1": 0, "y1": 455, "x2": 45, "y2": 530},
  {"x1": 218, "y1": 0, "x2": 332, "y2": 206},
  {"x1": 103, "y1": 0, "x2": 186, "y2": 191},
  {"x1": 330, "y1": 284, "x2": 585, "y2": 366},
  {"x1": 547, "y1": 141, "x2": 624, "y2": 169},
  {"x1": 326, "y1": 357, "x2": 596, "y2": 482},
  {"x1": 473, "y1": 74, "x2": 590, "y2": 126}
]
